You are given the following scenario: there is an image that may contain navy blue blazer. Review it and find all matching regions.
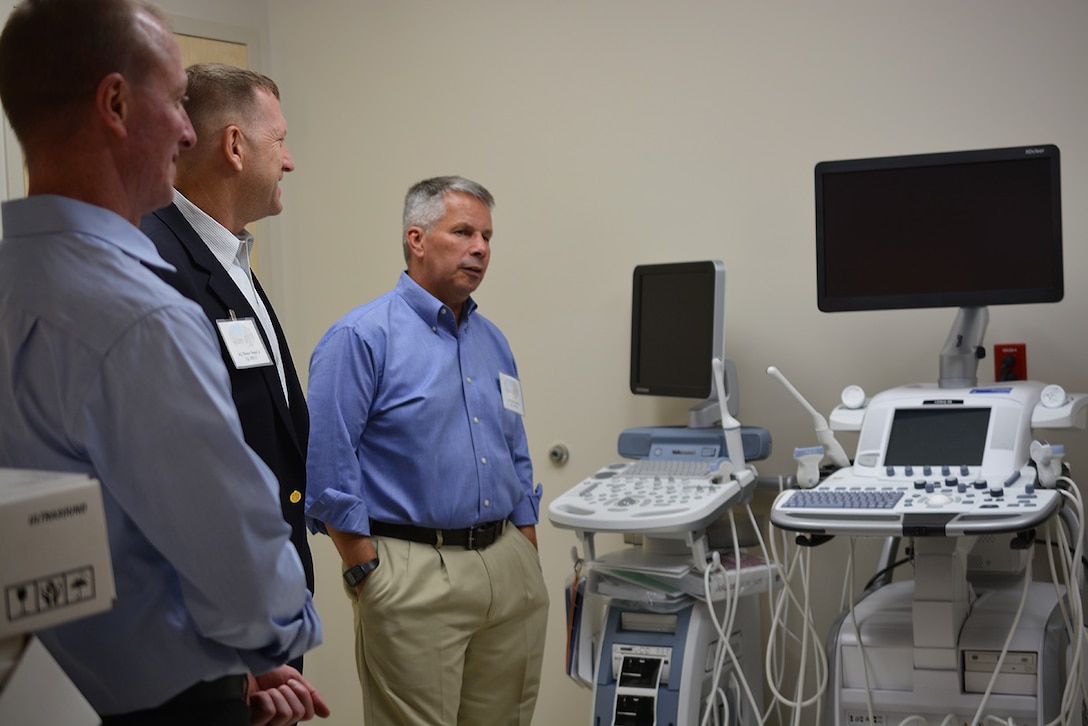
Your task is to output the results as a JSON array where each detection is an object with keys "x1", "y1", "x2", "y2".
[{"x1": 140, "y1": 203, "x2": 314, "y2": 592}]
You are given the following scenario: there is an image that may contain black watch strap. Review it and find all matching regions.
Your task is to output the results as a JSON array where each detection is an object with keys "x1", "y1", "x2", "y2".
[{"x1": 343, "y1": 557, "x2": 380, "y2": 588}]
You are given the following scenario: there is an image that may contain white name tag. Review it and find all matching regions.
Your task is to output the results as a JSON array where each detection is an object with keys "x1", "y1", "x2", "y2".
[
  {"x1": 499, "y1": 372, "x2": 525, "y2": 415},
  {"x1": 216, "y1": 318, "x2": 273, "y2": 369}
]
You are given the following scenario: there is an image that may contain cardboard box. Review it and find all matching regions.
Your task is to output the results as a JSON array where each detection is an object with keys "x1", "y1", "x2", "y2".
[{"x1": 0, "y1": 469, "x2": 115, "y2": 639}]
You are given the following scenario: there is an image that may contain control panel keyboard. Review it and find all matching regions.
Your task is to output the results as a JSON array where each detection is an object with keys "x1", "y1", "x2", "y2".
[
  {"x1": 771, "y1": 464, "x2": 1060, "y2": 536},
  {"x1": 548, "y1": 459, "x2": 745, "y2": 535},
  {"x1": 781, "y1": 490, "x2": 904, "y2": 510}
]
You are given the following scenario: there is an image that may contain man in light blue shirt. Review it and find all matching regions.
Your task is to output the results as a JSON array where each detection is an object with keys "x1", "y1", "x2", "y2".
[
  {"x1": 306, "y1": 176, "x2": 549, "y2": 725},
  {"x1": 0, "y1": 1, "x2": 324, "y2": 723}
]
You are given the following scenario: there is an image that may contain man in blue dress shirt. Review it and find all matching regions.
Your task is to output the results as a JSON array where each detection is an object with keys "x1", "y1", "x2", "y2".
[
  {"x1": 306, "y1": 176, "x2": 549, "y2": 725},
  {"x1": 0, "y1": 1, "x2": 325, "y2": 723}
]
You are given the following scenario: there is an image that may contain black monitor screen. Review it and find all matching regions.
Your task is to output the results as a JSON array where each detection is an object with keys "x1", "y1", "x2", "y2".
[
  {"x1": 816, "y1": 145, "x2": 1062, "y2": 312},
  {"x1": 883, "y1": 407, "x2": 992, "y2": 467},
  {"x1": 630, "y1": 261, "x2": 724, "y2": 399}
]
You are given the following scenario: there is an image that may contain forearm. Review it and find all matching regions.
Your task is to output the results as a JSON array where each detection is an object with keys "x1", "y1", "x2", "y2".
[{"x1": 326, "y1": 525, "x2": 376, "y2": 564}]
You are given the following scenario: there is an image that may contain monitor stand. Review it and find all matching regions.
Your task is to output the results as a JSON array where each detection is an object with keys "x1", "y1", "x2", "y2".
[
  {"x1": 688, "y1": 357, "x2": 739, "y2": 427},
  {"x1": 939, "y1": 306, "x2": 988, "y2": 389}
]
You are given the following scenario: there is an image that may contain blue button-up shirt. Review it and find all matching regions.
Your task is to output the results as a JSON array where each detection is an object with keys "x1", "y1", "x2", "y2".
[
  {"x1": 306, "y1": 272, "x2": 540, "y2": 535},
  {"x1": 0, "y1": 195, "x2": 321, "y2": 715}
]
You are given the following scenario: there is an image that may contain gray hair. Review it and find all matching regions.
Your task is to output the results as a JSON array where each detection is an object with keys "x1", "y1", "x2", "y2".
[{"x1": 402, "y1": 176, "x2": 494, "y2": 262}]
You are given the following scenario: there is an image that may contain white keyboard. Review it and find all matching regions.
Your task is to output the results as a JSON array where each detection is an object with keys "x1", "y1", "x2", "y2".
[
  {"x1": 780, "y1": 489, "x2": 904, "y2": 510},
  {"x1": 548, "y1": 459, "x2": 744, "y2": 535}
]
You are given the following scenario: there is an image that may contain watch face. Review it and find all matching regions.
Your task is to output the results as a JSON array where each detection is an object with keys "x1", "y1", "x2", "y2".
[
  {"x1": 344, "y1": 558, "x2": 379, "y2": 587},
  {"x1": 343, "y1": 566, "x2": 363, "y2": 587}
]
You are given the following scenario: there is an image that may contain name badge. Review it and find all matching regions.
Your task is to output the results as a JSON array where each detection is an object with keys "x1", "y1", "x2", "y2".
[
  {"x1": 216, "y1": 318, "x2": 273, "y2": 369},
  {"x1": 499, "y1": 372, "x2": 525, "y2": 415}
]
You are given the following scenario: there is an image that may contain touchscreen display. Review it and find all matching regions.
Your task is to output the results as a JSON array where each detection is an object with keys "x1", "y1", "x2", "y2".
[{"x1": 883, "y1": 408, "x2": 991, "y2": 466}]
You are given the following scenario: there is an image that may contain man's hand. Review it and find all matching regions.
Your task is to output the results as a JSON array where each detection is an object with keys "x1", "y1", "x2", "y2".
[{"x1": 247, "y1": 665, "x2": 331, "y2": 725}]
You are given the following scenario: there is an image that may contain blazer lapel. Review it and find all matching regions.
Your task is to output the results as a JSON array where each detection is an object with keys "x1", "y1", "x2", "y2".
[{"x1": 253, "y1": 274, "x2": 307, "y2": 454}]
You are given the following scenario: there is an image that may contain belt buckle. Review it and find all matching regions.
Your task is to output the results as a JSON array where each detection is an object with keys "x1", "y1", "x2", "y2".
[{"x1": 465, "y1": 521, "x2": 496, "y2": 550}]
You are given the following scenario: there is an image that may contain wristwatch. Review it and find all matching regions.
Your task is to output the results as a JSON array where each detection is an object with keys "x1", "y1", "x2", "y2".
[{"x1": 343, "y1": 557, "x2": 380, "y2": 588}]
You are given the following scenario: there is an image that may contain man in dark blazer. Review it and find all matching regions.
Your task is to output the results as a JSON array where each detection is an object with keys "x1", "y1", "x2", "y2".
[{"x1": 140, "y1": 64, "x2": 314, "y2": 611}]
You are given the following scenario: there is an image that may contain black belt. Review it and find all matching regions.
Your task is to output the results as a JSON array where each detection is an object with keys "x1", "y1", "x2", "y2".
[{"x1": 370, "y1": 519, "x2": 506, "y2": 550}]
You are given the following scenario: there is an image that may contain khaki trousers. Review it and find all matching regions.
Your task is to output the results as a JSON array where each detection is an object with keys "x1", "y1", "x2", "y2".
[{"x1": 349, "y1": 524, "x2": 549, "y2": 725}]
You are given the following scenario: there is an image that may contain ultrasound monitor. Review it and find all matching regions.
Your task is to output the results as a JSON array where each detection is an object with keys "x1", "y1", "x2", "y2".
[
  {"x1": 814, "y1": 144, "x2": 1063, "y2": 386},
  {"x1": 629, "y1": 260, "x2": 736, "y2": 427},
  {"x1": 815, "y1": 144, "x2": 1062, "y2": 312}
]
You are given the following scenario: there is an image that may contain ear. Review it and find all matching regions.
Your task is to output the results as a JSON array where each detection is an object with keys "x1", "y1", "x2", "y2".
[
  {"x1": 96, "y1": 72, "x2": 129, "y2": 138},
  {"x1": 222, "y1": 125, "x2": 245, "y2": 172},
  {"x1": 405, "y1": 226, "x2": 426, "y2": 259}
]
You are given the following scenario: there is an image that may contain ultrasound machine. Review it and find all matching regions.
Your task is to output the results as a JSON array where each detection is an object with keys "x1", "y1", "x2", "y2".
[
  {"x1": 549, "y1": 261, "x2": 778, "y2": 726},
  {"x1": 768, "y1": 144, "x2": 1087, "y2": 725}
]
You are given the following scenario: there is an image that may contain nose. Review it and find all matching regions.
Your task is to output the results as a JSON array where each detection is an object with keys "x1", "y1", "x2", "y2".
[
  {"x1": 283, "y1": 144, "x2": 296, "y2": 173},
  {"x1": 179, "y1": 110, "x2": 196, "y2": 150},
  {"x1": 469, "y1": 233, "x2": 489, "y2": 256}
]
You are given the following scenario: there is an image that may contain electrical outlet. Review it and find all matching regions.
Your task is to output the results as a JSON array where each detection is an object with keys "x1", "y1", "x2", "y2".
[{"x1": 994, "y1": 343, "x2": 1027, "y2": 381}]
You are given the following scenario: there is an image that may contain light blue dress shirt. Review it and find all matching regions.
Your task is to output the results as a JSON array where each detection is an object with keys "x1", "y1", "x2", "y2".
[
  {"x1": 306, "y1": 272, "x2": 541, "y2": 536},
  {"x1": 0, "y1": 195, "x2": 321, "y2": 715}
]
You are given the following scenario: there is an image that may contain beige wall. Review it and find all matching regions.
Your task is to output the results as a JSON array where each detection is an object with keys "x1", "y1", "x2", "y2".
[{"x1": 7, "y1": 0, "x2": 1087, "y2": 723}]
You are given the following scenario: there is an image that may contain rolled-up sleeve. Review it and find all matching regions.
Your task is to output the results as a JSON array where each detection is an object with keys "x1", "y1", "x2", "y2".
[{"x1": 305, "y1": 324, "x2": 376, "y2": 536}]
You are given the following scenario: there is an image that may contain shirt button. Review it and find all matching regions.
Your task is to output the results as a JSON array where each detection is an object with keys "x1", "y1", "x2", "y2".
[
  {"x1": 440, "y1": 308, "x2": 447, "y2": 315},
  {"x1": 473, "y1": 417, "x2": 479, "y2": 424},
  {"x1": 481, "y1": 457, "x2": 487, "y2": 464},
  {"x1": 466, "y1": 377, "x2": 472, "y2": 383},
  {"x1": 484, "y1": 499, "x2": 491, "y2": 507},
  {"x1": 431, "y1": 326, "x2": 438, "y2": 333}
]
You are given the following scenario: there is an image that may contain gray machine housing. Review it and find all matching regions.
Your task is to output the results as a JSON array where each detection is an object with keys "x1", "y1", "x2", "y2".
[
  {"x1": 591, "y1": 596, "x2": 764, "y2": 726},
  {"x1": 827, "y1": 578, "x2": 1072, "y2": 725}
]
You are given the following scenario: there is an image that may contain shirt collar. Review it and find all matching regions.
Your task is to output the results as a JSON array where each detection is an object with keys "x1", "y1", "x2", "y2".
[
  {"x1": 2, "y1": 194, "x2": 172, "y2": 270},
  {"x1": 172, "y1": 189, "x2": 253, "y2": 273},
  {"x1": 396, "y1": 271, "x2": 478, "y2": 329}
]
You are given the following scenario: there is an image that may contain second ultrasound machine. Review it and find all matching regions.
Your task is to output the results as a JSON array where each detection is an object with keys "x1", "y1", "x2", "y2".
[
  {"x1": 768, "y1": 144, "x2": 1087, "y2": 725},
  {"x1": 550, "y1": 260, "x2": 777, "y2": 726}
]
